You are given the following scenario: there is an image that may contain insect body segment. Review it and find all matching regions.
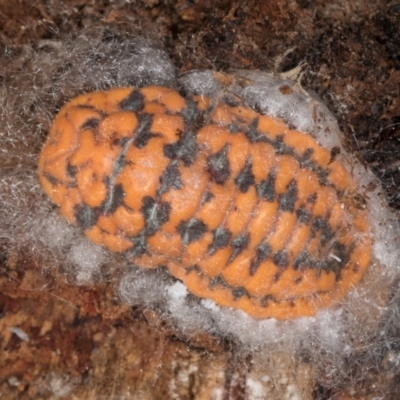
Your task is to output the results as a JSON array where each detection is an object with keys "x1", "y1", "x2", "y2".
[{"x1": 38, "y1": 86, "x2": 371, "y2": 319}]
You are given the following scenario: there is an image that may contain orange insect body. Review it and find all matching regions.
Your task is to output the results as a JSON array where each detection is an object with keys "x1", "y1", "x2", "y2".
[{"x1": 38, "y1": 86, "x2": 371, "y2": 319}]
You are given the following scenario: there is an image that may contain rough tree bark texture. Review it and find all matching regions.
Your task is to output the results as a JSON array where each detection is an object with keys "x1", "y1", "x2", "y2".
[{"x1": 1, "y1": 0, "x2": 400, "y2": 399}]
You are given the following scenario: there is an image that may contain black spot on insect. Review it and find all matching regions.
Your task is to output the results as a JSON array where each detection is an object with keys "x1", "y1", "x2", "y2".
[
  {"x1": 234, "y1": 158, "x2": 255, "y2": 193},
  {"x1": 201, "y1": 191, "x2": 215, "y2": 205},
  {"x1": 324, "y1": 241, "x2": 352, "y2": 279},
  {"x1": 119, "y1": 89, "x2": 144, "y2": 112},
  {"x1": 293, "y1": 251, "x2": 310, "y2": 270},
  {"x1": 232, "y1": 287, "x2": 247, "y2": 300},
  {"x1": 157, "y1": 161, "x2": 183, "y2": 196},
  {"x1": 256, "y1": 170, "x2": 276, "y2": 201},
  {"x1": 177, "y1": 218, "x2": 208, "y2": 245},
  {"x1": 134, "y1": 113, "x2": 159, "y2": 148},
  {"x1": 209, "y1": 275, "x2": 226, "y2": 289},
  {"x1": 186, "y1": 264, "x2": 201, "y2": 274},
  {"x1": 180, "y1": 98, "x2": 199, "y2": 124},
  {"x1": 249, "y1": 242, "x2": 272, "y2": 275},
  {"x1": 128, "y1": 233, "x2": 147, "y2": 257},
  {"x1": 163, "y1": 130, "x2": 199, "y2": 166},
  {"x1": 273, "y1": 135, "x2": 295, "y2": 157},
  {"x1": 273, "y1": 250, "x2": 289, "y2": 269},
  {"x1": 314, "y1": 165, "x2": 330, "y2": 186},
  {"x1": 307, "y1": 193, "x2": 318, "y2": 204},
  {"x1": 260, "y1": 294, "x2": 275, "y2": 307},
  {"x1": 75, "y1": 104, "x2": 95, "y2": 110},
  {"x1": 111, "y1": 142, "x2": 131, "y2": 178},
  {"x1": 104, "y1": 138, "x2": 135, "y2": 202},
  {"x1": 299, "y1": 148, "x2": 314, "y2": 164},
  {"x1": 228, "y1": 123, "x2": 242, "y2": 134},
  {"x1": 336, "y1": 190, "x2": 344, "y2": 200},
  {"x1": 296, "y1": 207, "x2": 311, "y2": 224},
  {"x1": 228, "y1": 233, "x2": 250, "y2": 264},
  {"x1": 43, "y1": 173, "x2": 61, "y2": 186},
  {"x1": 207, "y1": 144, "x2": 231, "y2": 184},
  {"x1": 245, "y1": 118, "x2": 269, "y2": 143},
  {"x1": 80, "y1": 117, "x2": 100, "y2": 130},
  {"x1": 222, "y1": 94, "x2": 241, "y2": 107},
  {"x1": 278, "y1": 180, "x2": 298, "y2": 212},
  {"x1": 312, "y1": 216, "x2": 326, "y2": 231},
  {"x1": 75, "y1": 203, "x2": 97, "y2": 229},
  {"x1": 141, "y1": 196, "x2": 171, "y2": 236},
  {"x1": 66, "y1": 163, "x2": 78, "y2": 178},
  {"x1": 208, "y1": 227, "x2": 232, "y2": 254},
  {"x1": 295, "y1": 276, "x2": 303, "y2": 284},
  {"x1": 111, "y1": 136, "x2": 131, "y2": 148},
  {"x1": 102, "y1": 183, "x2": 125, "y2": 214},
  {"x1": 312, "y1": 217, "x2": 335, "y2": 246}
]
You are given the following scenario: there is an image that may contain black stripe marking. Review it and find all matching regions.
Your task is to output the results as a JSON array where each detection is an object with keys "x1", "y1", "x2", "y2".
[
  {"x1": 249, "y1": 242, "x2": 272, "y2": 275},
  {"x1": 134, "y1": 114, "x2": 158, "y2": 148},
  {"x1": 208, "y1": 227, "x2": 232, "y2": 255},
  {"x1": 163, "y1": 130, "x2": 199, "y2": 167},
  {"x1": 228, "y1": 233, "x2": 250, "y2": 264},
  {"x1": 256, "y1": 170, "x2": 276, "y2": 201},
  {"x1": 119, "y1": 89, "x2": 144, "y2": 112},
  {"x1": 75, "y1": 203, "x2": 97, "y2": 229},
  {"x1": 207, "y1": 144, "x2": 231, "y2": 184},
  {"x1": 157, "y1": 161, "x2": 183, "y2": 196},
  {"x1": 278, "y1": 179, "x2": 298, "y2": 212},
  {"x1": 141, "y1": 196, "x2": 171, "y2": 236},
  {"x1": 234, "y1": 159, "x2": 255, "y2": 193},
  {"x1": 177, "y1": 218, "x2": 208, "y2": 245},
  {"x1": 273, "y1": 250, "x2": 289, "y2": 269}
]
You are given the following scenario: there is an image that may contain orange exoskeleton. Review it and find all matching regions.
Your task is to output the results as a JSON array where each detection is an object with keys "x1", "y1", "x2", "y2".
[{"x1": 38, "y1": 85, "x2": 371, "y2": 319}]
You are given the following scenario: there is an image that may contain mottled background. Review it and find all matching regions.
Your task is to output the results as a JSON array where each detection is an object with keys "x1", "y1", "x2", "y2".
[{"x1": 1, "y1": 1, "x2": 400, "y2": 399}]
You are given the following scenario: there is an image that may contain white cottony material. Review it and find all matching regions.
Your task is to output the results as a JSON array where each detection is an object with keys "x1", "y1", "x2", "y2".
[
  {"x1": 1, "y1": 29, "x2": 400, "y2": 390},
  {"x1": 70, "y1": 239, "x2": 107, "y2": 283}
]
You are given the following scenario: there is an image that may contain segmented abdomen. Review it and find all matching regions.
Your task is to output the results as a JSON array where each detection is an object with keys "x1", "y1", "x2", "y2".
[{"x1": 38, "y1": 86, "x2": 371, "y2": 319}]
